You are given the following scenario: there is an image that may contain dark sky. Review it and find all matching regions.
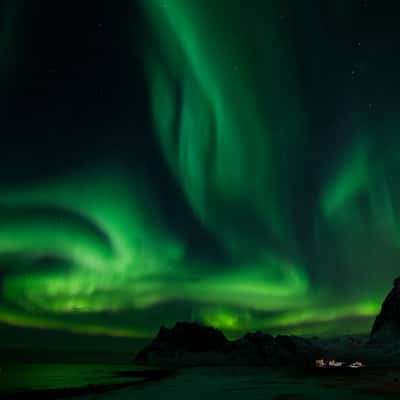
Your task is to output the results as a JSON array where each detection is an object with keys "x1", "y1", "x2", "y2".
[
  {"x1": 1, "y1": 0, "x2": 400, "y2": 351},
  {"x1": 2, "y1": 0, "x2": 153, "y2": 178}
]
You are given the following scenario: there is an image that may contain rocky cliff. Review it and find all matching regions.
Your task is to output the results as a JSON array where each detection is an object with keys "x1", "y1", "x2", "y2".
[{"x1": 370, "y1": 277, "x2": 400, "y2": 343}]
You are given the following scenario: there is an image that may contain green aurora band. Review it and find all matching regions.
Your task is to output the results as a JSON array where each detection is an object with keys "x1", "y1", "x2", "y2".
[{"x1": 0, "y1": 0, "x2": 399, "y2": 339}]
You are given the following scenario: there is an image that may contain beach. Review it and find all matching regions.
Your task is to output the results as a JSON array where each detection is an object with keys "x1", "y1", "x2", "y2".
[{"x1": 2, "y1": 365, "x2": 397, "y2": 400}]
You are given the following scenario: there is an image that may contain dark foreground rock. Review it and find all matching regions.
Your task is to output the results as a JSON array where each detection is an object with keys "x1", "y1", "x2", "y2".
[
  {"x1": 134, "y1": 322, "x2": 323, "y2": 367},
  {"x1": 370, "y1": 277, "x2": 400, "y2": 344}
]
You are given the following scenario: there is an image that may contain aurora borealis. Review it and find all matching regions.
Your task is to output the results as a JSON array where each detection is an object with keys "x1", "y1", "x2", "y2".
[{"x1": 1, "y1": 0, "x2": 400, "y2": 345}]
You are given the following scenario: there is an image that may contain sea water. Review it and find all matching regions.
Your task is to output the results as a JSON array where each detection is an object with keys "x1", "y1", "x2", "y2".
[
  {"x1": 0, "y1": 362, "x2": 149, "y2": 393},
  {"x1": 67, "y1": 366, "x2": 400, "y2": 400}
]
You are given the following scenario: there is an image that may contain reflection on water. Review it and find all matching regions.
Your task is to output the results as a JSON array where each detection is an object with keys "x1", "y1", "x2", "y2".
[{"x1": 0, "y1": 363, "x2": 149, "y2": 393}]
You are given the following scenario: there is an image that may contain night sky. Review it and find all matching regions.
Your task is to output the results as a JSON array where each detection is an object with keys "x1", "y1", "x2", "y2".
[{"x1": 1, "y1": 0, "x2": 400, "y2": 348}]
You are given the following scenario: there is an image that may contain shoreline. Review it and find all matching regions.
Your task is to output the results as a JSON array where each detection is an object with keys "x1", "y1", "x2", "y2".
[{"x1": 0, "y1": 368, "x2": 176, "y2": 400}]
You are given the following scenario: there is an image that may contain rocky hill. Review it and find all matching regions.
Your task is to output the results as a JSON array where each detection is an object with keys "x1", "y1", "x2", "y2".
[{"x1": 134, "y1": 322, "x2": 322, "y2": 367}]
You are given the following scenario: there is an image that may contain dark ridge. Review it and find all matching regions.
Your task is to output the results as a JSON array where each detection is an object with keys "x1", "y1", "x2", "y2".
[{"x1": 134, "y1": 321, "x2": 322, "y2": 367}]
